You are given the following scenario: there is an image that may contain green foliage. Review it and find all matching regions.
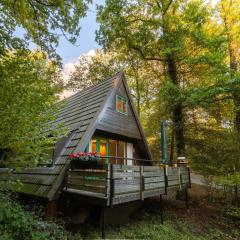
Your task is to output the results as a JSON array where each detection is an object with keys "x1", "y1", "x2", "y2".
[
  {"x1": 109, "y1": 218, "x2": 198, "y2": 240},
  {"x1": 1, "y1": 191, "x2": 239, "y2": 240},
  {"x1": 78, "y1": 207, "x2": 239, "y2": 240},
  {"x1": 95, "y1": 0, "x2": 240, "y2": 185},
  {"x1": 224, "y1": 205, "x2": 240, "y2": 221},
  {"x1": 0, "y1": 50, "x2": 66, "y2": 167},
  {"x1": 0, "y1": 0, "x2": 90, "y2": 61},
  {"x1": 0, "y1": 191, "x2": 77, "y2": 240},
  {"x1": 67, "y1": 49, "x2": 158, "y2": 117},
  {"x1": 67, "y1": 50, "x2": 121, "y2": 90},
  {"x1": 96, "y1": 0, "x2": 229, "y2": 157}
]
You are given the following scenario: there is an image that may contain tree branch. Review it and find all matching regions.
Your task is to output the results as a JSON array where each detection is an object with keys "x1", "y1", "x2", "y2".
[
  {"x1": 34, "y1": 0, "x2": 58, "y2": 7},
  {"x1": 129, "y1": 43, "x2": 165, "y2": 61},
  {"x1": 162, "y1": 0, "x2": 173, "y2": 16}
]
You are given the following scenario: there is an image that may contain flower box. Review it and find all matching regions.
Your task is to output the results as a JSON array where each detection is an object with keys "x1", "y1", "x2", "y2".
[{"x1": 68, "y1": 152, "x2": 100, "y2": 169}]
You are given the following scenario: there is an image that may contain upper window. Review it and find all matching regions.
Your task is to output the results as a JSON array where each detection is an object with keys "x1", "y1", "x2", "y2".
[{"x1": 116, "y1": 95, "x2": 128, "y2": 115}]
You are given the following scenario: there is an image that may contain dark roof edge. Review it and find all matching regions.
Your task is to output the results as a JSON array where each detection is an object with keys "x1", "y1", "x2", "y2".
[
  {"x1": 62, "y1": 71, "x2": 122, "y2": 102},
  {"x1": 73, "y1": 73, "x2": 121, "y2": 153},
  {"x1": 47, "y1": 73, "x2": 122, "y2": 201}
]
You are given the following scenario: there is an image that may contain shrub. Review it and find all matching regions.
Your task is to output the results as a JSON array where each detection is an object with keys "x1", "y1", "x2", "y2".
[{"x1": 0, "y1": 191, "x2": 75, "y2": 240}]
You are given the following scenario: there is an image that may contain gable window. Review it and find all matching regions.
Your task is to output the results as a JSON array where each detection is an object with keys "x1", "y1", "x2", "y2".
[{"x1": 116, "y1": 95, "x2": 128, "y2": 115}]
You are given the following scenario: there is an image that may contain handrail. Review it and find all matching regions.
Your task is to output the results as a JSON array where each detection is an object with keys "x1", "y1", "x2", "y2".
[
  {"x1": 90, "y1": 155, "x2": 167, "y2": 166},
  {"x1": 65, "y1": 163, "x2": 191, "y2": 206}
]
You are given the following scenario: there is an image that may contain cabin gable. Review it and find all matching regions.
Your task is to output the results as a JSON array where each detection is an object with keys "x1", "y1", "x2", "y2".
[
  {"x1": 0, "y1": 72, "x2": 152, "y2": 201},
  {"x1": 96, "y1": 78, "x2": 141, "y2": 139}
]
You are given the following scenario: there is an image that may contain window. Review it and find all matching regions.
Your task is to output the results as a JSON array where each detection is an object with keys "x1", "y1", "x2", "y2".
[
  {"x1": 90, "y1": 137, "x2": 108, "y2": 164},
  {"x1": 89, "y1": 136, "x2": 134, "y2": 165},
  {"x1": 117, "y1": 141, "x2": 125, "y2": 165},
  {"x1": 99, "y1": 139, "x2": 108, "y2": 157},
  {"x1": 116, "y1": 95, "x2": 128, "y2": 115},
  {"x1": 91, "y1": 138, "x2": 97, "y2": 152},
  {"x1": 108, "y1": 139, "x2": 117, "y2": 164}
]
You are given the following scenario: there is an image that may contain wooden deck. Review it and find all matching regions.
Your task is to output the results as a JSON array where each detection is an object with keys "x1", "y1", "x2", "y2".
[{"x1": 64, "y1": 164, "x2": 190, "y2": 206}]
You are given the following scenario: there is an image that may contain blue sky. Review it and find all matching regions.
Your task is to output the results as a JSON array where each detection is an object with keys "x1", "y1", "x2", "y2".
[
  {"x1": 15, "y1": 1, "x2": 104, "y2": 65},
  {"x1": 57, "y1": 0, "x2": 105, "y2": 64}
]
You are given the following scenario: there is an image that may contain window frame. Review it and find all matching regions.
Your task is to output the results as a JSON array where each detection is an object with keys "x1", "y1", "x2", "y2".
[
  {"x1": 90, "y1": 137, "x2": 109, "y2": 163},
  {"x1": 116, "y1": 95, "x2": 128, "y2": 115}
]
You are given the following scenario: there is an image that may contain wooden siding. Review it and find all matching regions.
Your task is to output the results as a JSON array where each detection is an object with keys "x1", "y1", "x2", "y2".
[
  {"x1": 0, "y1": 74, "x2": 119, "y2": 199},
  {"x1": 97, "y1": 80, "x2": 141, "y2": 139},
  {"x1": 0, "y1": 72, "x2": 152, "y2": 200},
  {"x1": 64, "y1": 164, "x2": 190, "y2": 206}
]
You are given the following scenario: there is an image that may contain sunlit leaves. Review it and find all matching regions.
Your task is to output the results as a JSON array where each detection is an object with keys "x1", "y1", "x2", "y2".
[
  {"x1": 0, "y1": 0, "x2": 91, "y2": 61},
  {"x1": 0, "y1": 50, "x2": 65, "y2": 167}
]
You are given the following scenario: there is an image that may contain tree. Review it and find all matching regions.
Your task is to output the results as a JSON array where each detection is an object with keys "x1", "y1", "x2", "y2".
[
  {"x1": 0, "y1": 0, "x2": 91, "y2": 167},
  {"x1": 67, "y1": 49, "x2": 158, "y2": 117},
  {"x1": 218, "y1": 0, "x2": 240, "y2": 134},
  {"x1": 96, "y1": 0, "x2": 225, "y2": 158},
  {"x1": 0, "y1": 0, "x2": 90, "y2": 60},
  {"x1": 0, "y1": 50, "x2": 65, "y2": 167},
  {"x1": 67, "y1": 50, "x2": 121, "y2": 90}
]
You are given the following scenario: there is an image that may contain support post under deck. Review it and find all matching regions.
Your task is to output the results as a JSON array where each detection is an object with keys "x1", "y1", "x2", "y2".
[
  {"x1": 101, "y1": 207, "x2": 106, "y2": 239},
  {"x1": 45, "y1": 200, "x2": 58, "y2": 219},
  {"x1": 185, "y1": 188, "x2": 189, "y2": 210},
  {"x1": 160, "y1": 195, "x2": 164, "y2": 224}
]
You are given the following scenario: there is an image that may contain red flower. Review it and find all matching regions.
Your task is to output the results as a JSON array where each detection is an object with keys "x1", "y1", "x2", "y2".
[{"x1": 68, "y1": 151, "x2": 99, "y2": 159}]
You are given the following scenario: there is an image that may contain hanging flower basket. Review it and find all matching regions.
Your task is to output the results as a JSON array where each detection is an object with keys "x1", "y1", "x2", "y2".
[{"x1": 68, "y1": 152, "x2": 100, "y2": 168}]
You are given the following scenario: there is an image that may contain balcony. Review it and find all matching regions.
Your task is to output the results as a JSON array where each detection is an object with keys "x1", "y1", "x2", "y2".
[{"x1": 64, "y1": 157, "x2": 191, "y2": 206}]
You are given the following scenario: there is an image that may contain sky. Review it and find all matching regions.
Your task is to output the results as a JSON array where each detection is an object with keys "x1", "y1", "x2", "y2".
[
  {"x1": 57, "y1": 0, "x2": 105, "y2": 65},
  {"x1": 15, "y1": 0, "x2": 104, "y2": 74},
  {"x1": 57, "y1": 0, "x2": 105, "y2": 97}
]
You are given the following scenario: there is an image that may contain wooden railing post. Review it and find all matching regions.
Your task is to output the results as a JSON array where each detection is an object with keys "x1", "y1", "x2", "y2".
[
  {"x1": 178, "y1": 167, "x2": 182, "y2": 190},
  {"x1": 180, "y1": 170, "x2": 183, "y2": 190},
  {"x1": 164, "y1": 166, "x2": 168, "y2": 195},
  {"x1": 140, "y1": 165, "x2": 144, "y2": 200},
  {"x1": 188, "y1": 167, "x2": 191, "y2": 188},
  {"x1": 109, "y1": 163, "x2": 114, "y2": 208}
]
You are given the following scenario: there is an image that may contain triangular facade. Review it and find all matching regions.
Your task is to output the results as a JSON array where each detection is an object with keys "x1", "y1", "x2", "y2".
[{"x1": 0, "y1": 72, "x2": 152, "y2": 201}]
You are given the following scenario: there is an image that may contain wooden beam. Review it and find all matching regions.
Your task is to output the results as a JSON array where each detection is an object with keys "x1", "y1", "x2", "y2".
[
  {"x1": 45, "y1": 200, "x2": 58, "y2": 219},
  {"x1": 101, "y1": 207, "x2": 106, "y2": 239}
]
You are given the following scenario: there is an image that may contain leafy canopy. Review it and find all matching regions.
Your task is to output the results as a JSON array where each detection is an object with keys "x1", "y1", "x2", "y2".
[
  {"x1": 0, "y1": 0, "x2": 91, "y2": 60},
  {"x1": 0, "y1": 50, "x2": 65, "y2": 167}
]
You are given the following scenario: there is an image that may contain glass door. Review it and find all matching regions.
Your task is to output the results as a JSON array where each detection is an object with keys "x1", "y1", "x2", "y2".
[
  {"x1": 89, "y1": 136, "x2": 134, "y2": 165},
  {"x1": 90, "y1": 137, "x2": 108, "y2": 164},
  {"x1": 99, "y1": 139, "x2": 108, "y2": 164},
  {"x1": 117, "y1": 141, "x2": 125, "y2": 165},
  {"x1": 126, "y1": 143, "x2": 133, "y2": 166},
  {"x1": 108, "y1": 139, "x2": 117, "y2": 164}
]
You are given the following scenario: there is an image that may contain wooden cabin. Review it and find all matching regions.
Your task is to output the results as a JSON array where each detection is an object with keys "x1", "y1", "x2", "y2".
[{"x1": 0, "y1": 72, "x2": 190, "y2": 237}]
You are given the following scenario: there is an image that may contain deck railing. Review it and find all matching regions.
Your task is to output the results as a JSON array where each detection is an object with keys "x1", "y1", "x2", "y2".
[{"x1": 65, "y1": 160, "x2": 190, "y2": 206}]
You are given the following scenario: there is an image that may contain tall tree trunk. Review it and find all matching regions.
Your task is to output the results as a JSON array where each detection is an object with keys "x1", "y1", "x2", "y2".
[{"x1": 166, "y1": 57, "x2": 185, "y2": 157}]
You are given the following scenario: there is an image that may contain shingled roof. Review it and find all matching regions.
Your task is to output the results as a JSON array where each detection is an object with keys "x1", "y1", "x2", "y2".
[
  {"x1": 0, "y1": 73, "x2": 120, "y2": 200},
  {"x1": 0, "y1": 72, "x2": 152, "y2": 200}
]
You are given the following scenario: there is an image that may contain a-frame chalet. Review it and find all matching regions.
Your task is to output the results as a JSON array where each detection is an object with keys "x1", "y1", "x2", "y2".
[{"x1": 0, "y1": 72, "x2": 190, "y2": 236}]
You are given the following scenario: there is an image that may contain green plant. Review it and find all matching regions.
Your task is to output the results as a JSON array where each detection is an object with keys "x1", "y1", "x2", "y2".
[{"x1": 0, "y1": 191, "x2": 75, "y2": 240}]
